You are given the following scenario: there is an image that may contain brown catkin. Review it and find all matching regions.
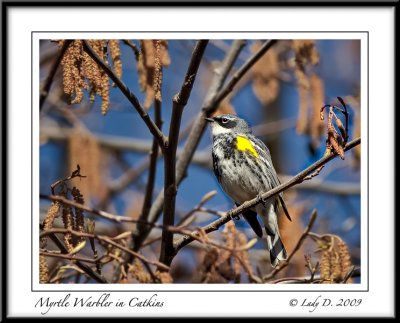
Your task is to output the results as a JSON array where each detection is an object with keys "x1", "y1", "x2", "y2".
[
  {"x1": 68, "y1": 129, "x2": 101, "y2": 201},
  {"x1": 320, "y1": 250, "x2": 332, "y2": 283},
  {"x1": 296, "y1": 82, "x2": 309, "y2": 135},
  {"x1": 310, "y1": 73, "x2": 325, "y2": 148},
  {"x1": 155, "y1": 271, "x2": 173, "y2": 284},
  {"x1": 129, "y1": 259, "x2": 152, "y2": 283},
  {"x1": 59, "y1": 40, "x2": 87, "y2": 104},
  {"x1": 43, "y1": 201, "x2": 61, "y2": 231},
  {"x1": 319, "y1": 238, "x2": 353, "y2": 283},
  {"x1": 330, "y1": 251, "x2": 342, "y2": 282},
  {"x1": 251, "y1": 41, "x2": 280, "y2": 105},
  {"x1": 211, "y1": 97, "x2": 236, "y2": 118},
  {"x1": 292, "y1": 40, "x2": 319, "y2": 67},
  {"x1": 109, "y1": 40, "x2": 122, "y2": 79},
  {"x1": 39, "y1": 255, "x2": 49, "y2": 284},
  {"x1": 153, "y1": 40, "x2": 163, "y2": 102},
  {"x1": 71, "y1": 187, "x2": 85, "y2": 242},
  {"x1": 292, "y1": 40, "x2": 325, "y2": 148},
  {"x1": 58, "y1": 39, "x2": 126, "y2": 115},
  {"x1": 137, "y1": 40, "x2": 170, "y2": 109},
  {"x1": 61, "y1": 205, "x2": 74, "y2": 252},
  {"x1": 338, "y1": 240, "x2": 352, "y2": 282},
  {"x1": 42, "y1": 201, "x2": 61, "y2": 247}
]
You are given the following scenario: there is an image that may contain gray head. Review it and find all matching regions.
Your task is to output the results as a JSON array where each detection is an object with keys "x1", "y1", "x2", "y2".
[{"x1": 205, "y1": 114, "x2": 252, "y2": 136}]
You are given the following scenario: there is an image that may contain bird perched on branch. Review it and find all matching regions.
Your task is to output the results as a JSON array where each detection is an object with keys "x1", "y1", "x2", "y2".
[{"x1": 206, "y1": 114, "x2": 291, "y2": 267}]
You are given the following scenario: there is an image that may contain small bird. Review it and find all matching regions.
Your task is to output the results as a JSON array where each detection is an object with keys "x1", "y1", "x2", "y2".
[{"x1": 206, "y1": 114, "x2": 291, "y2": 267}]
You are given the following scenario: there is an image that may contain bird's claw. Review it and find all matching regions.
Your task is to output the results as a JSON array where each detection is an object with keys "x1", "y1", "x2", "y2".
[
  {"x1": 228, "y1": 211, "x2": 240, "y2": 221},
  {"x1": 257, "y1": 193, "x2": 269, "y2": 208}
]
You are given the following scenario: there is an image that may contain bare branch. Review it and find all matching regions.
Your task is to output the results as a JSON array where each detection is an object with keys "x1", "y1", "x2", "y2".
[
  {"x1": 140, "y1": 99, "x2": 162, "y2": 225},
  {"x1": 160, "y1": 40, "x2": 209, "y2": 267},
  {"x1": 40, "y1": 228, "x2": 169, "y2": 272},
  {"x1": 82, "y1": 40, "x2": 167, "y2": 150},
  {"x1": 39, "y1": 224, "x2": 108, "y2": 283}
]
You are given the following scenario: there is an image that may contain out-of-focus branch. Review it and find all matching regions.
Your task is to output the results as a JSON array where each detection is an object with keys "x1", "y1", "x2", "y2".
[
  {"x1": 173, "y1": 138, "x2": 360, "y2": 254},
  {"x1": 160, "y1": 40, "x2": 209, "y2": 267},
  {"x1": 203, "y1": 40, "x2": 278, "y2": 112},
  {"x1": 40, "y1": 40, "x2": 72, "y2": 110},
  {"x1": 82, "y1": 40, "x2": 167, "y2": 151}
]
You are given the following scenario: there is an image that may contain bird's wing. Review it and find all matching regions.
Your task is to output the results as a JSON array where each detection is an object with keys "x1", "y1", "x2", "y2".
[{"x1": 251, "y1": 135, "x2": 292, "y2": 222}]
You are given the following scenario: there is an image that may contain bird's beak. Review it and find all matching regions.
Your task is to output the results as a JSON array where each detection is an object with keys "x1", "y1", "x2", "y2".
[{"x1": 205, "y1": 117, "x2": 214, "y2": 123}]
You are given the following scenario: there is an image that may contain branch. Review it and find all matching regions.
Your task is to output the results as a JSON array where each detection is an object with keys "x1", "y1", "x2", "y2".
[
  {"x1": 160, "y1": 40, "x2": 209, "y2": 267},
  {"x1": 140, "y1": 99, "x2": 162, "y2": 228},
  {"x1": 39, "y1": 224, "x2": 108, "y2": 283},
  {"x1": 40, "y1": 40, "x2": 72, "y2": 110},
  {"x1": 40, "y1": 194, "x2": 163, "y2": 227},
  {"x1": 40, "y1": 250, "x2": 108, "y2": 265},
  {"x1": 134, "y1": 39, "x2": 248, "y2": 252},
  {"x1": 173, "y1": 137, "x2": 360, "y2": 254},
  {"x1": 40, "y1": 228, "x2": 169, "y2": 272},
  {"x1": 82, "y1": 40, "x2": 167, "y2": 150},
  {"x1": 269, "y1": 267, "x2": 360, "y2": 284},
  {"x1": 263, "y1": 209, "x2": 317, "y2": 281}
]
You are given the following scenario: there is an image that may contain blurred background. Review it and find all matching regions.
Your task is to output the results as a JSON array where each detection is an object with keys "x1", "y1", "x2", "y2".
[{"x1": 39, "y1": 39, "x2": 361, "y2": 284}]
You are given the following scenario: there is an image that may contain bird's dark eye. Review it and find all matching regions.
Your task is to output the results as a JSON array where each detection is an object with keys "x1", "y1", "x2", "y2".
[{"x1": 221, "y1": 117, "x2": 229, "y2": 124}]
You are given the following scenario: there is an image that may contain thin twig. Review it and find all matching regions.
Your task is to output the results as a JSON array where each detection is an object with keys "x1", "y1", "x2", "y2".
[
  {"x1": 40, "y1": 40, "x2": 72, "y2": 110},
  {"x1": 122, "y1": 39, "x2": 140, "y2": 60},
  {"x1": 39, "y1": 224, "x2": 108, "y2": 283},
  {"x1": 160, "y1": 40, "x2": 209, "y2": 267},
  {"x1": 173, "y1": 138, "x2": 360, "y2": 254},
  {"x1": 40, "y1": 250, "x2": 109, "y2": 265},
  {"x1": 82, "y1": 40, "x2": 167, "y2": 151},
  {"x1": 40, "y1": 228, "x2": 169, "y2": 271},
  {"x1": 269, "y1": 267, "x2": 360, "y2": 284}
]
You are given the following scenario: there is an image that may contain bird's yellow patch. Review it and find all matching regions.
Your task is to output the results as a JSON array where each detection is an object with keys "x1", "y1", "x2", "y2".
[{"x1": 236, "y1": 135, "x2": 259, "y2": 158}]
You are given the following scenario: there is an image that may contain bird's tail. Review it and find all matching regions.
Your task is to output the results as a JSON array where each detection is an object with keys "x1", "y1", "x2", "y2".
[
  {"x1": 265, "y1": 230, "x2": 287, "y2": 267},
  {"x1": 257, "y1": 204, "x2": 287, "y2": 267}
]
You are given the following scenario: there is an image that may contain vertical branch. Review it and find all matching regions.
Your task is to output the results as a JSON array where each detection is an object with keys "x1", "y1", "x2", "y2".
[
  {"x1": 159, "y1": 40, "x2": 209, "y2": 267},
  {"x1": 130, "y1": 99, "x2": 162, "y2": 261},
  {"x1": 141, "y1": 99, "x2": 162, "y2": 221}
]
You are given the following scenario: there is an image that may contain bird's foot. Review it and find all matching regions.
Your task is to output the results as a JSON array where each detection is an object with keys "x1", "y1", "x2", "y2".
[
  {"x1": 256, "y1": 193, "x2": 269, "y2": 208},
  {"x1": 228, "y1": 210, "x2": 240, "y2": 221}
]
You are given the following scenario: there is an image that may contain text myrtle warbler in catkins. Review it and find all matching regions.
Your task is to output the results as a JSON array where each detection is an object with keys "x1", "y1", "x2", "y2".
[{"x1": 206, "y1": 114, "x2": 291, "y2": 267}]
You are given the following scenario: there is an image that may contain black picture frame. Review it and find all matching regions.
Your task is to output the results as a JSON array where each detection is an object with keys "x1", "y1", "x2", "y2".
[{"x1": 1, "y1": 0, "x2": 397, "y2": 319}]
